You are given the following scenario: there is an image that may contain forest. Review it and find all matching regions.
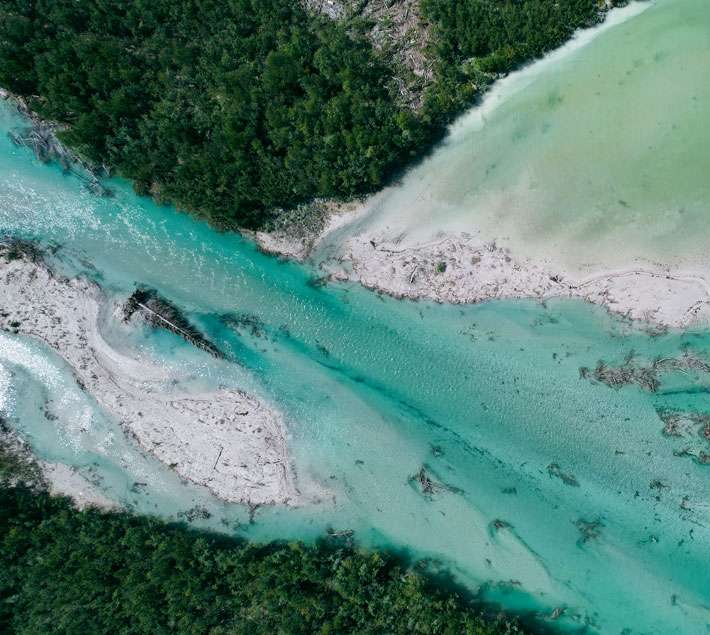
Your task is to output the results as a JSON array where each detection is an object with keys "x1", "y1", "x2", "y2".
[
  {"x1": 0, "y1": 0, "x2": 626, "y2": 229},
  {"x1": 0, "y1": 485, "x2": 525, "y2": 634}
]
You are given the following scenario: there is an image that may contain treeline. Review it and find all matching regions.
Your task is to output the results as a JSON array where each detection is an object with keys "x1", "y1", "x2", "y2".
[
  {"x1": 0, "y1": 485, "x2": 524, "y2": 634},
  {"x1": 421, "y1": 0, "x2": 630, "y2": 116},
  {"x1": 0, "y1": 0, "x2": 431, "y2": 228},
  {"x1": 0, "y1": 0, "x2": 624, "y2": 229}
]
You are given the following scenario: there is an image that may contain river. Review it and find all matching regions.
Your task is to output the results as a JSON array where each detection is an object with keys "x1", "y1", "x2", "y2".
[{"x1": 1, "y1": 1, "x2": 709, "y2": 633}]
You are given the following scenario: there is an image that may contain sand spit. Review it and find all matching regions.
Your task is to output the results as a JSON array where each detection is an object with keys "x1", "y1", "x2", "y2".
[
  {"x1": 247, "y1": 211, "x2": 710, "y2": 329},
  {"x1": 0, "y1": 243, "x2": 302, "y2": 505},
  {"x1": 313, "y1": 232, "x2": 710, "y2": 329}
]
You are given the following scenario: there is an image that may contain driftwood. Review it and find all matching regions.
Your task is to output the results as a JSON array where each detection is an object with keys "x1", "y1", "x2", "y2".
[
  {"x1": 124, "y1": 287, "x2": 223, "y2": 358},
  {"x1": 657, "y1": 409, "x2": 710, "y2": 439},
  {"x1": 247, "y1": 502, "x2": 262, "y2": 524},
  {"x1": 409, "y1": 465, "x2": 463, "y2": 497},
  {"x1": 656, "y1": 408, "x2": 710, "y2": 465},
  {"x1": 581, "y1": 350, "x2": 710, "y2": 393}
]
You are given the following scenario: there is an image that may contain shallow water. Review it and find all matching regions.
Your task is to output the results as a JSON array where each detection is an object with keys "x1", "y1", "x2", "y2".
[
  {"x1": 1, "y1": 4, "x2": 709, "y2": 632},
  {"x1": 345, "y1": 0, "x2": 710, "y2": 275}
]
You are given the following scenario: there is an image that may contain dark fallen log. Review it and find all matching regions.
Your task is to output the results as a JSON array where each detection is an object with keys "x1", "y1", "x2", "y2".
[
  {"x1": 124, "y1": 286, "x2": 224, "y2": 358},
  {"x1": 547, "y1": 463, "x2": 580, "y2": 487}
]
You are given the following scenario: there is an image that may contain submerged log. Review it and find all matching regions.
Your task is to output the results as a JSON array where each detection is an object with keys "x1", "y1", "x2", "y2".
[
  {"x1": 124, "y1": 287, "x2": 223, "y2": 358},
  {"x1": 409, "y1": 464, "x2": 463, "y2": 497},
  {"x1": 547, "y1": 463, "x2": 580, "y2": 487},
  {"x1": 5, "y1": 91, "x2": 111, "y2": 197}
]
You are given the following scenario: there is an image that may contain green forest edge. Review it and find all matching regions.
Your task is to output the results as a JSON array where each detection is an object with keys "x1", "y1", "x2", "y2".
[
  {"x1": 0, "y1": 435, "x2": 530, "y2": 634},
  {"x1": 0, "y1": 0, "x2": 632, "y2": 231}
]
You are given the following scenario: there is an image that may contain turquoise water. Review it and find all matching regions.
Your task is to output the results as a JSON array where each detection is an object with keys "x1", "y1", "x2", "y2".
[
  {"x1": 2, "y1": 102, "x2": 709, "y2": 634},
  {"x1": 1, "y1": 4, "x2": 710, "y2": 632}
]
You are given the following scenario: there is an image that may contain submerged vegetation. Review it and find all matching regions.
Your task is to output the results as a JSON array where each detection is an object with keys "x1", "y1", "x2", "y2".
[
  {"x1": 0, "y1": 0, "x2": 628, "y2": 230},
  {"x1": 0, "y1": 485, "x2": 525, "y2": 634}
]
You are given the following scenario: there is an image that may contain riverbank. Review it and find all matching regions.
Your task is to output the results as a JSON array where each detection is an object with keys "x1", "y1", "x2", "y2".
[
  {"x1": 310, "y1": 229, "x2": 710, "y2": 329},
  {"x1": 247, "y1": 0, "x2": 710, "y2": 330},
  {"x1": 9, "y1": 78, "x2": 705, "y2": 332},
  {"x1": 0, "y1": 485, "x2": 526, "y2": 635},
  {"x1": 0, "y1": 241, "x2": 305, "y2": 506},
  {"x1": 247, "y1": 184, "x2": 710, "y2": 330}
]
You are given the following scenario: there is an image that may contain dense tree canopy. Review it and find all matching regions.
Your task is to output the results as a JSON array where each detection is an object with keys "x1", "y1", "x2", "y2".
[
  {"x1": 0, "y1": 486, "x2": 524, "y2": 634},
  {"x1": 0, "y1": 0, "x2": 430, "y2": 228}
]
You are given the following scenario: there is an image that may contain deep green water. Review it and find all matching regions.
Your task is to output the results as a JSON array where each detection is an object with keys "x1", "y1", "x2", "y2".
[{"x1": 1, "y1": 2, "x2": 709, "y2": 633}]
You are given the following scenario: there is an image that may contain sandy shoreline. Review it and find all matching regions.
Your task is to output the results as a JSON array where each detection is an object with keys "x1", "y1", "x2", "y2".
[
  {"x1": 249, "y1": 210, "x2": 710, "y2": 330},
  {"x1": 246, "y1": 0, "x2": 710, "y2": 331},
  {"x1": 0, "y1": 242, "x2": 304, "y2": 506}
]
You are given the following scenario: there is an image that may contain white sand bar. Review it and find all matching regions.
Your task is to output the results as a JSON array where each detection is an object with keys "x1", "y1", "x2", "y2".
[{"x1": 0, "y1": 247, "x2": 302, "y2": 505}]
